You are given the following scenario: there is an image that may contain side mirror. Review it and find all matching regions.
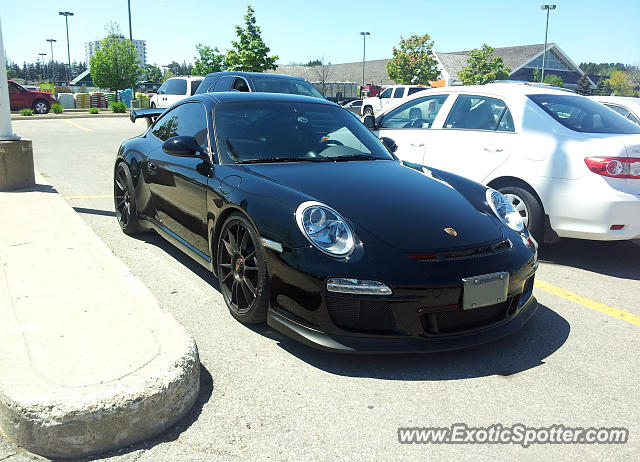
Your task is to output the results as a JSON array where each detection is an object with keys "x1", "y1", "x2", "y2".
[
  {"x1": 162, "y1": 136, "x2": 201, "y2": 156},
  {"x1": 380, "y1": 137, "x2": 397, "y2": 153},
  {"x1": 363, "y1": 114, "x2": 376, "y2": 130}
]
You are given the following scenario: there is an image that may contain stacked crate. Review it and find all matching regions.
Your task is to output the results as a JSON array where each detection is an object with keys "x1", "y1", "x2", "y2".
[
  {"x1": 105, "y1": 92, "x2": 116, "y2": 108},
  {"x1": 74, "y1": 93, "x2": 90, "y2": 109},
  {"x1": 57, "y1": 93, "x2": 75, "y2": 109},
  {"x1": 117, "y1": 89, "x2": 133, "y2": 108},
  {"x1": 89, "y1": 92, "x2": 107, "y2": 108},
  {"x1": 136, "y1": 93, "x2": 150, "y2": 109}
]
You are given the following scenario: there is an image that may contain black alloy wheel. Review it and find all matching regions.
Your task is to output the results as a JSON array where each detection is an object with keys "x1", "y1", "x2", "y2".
[
  {"x1": 114, "y1": 163, "x2": 142, "y2": 234},
  {"x1": 217, "y1": 213, "x2": 268, "y2": 324}
]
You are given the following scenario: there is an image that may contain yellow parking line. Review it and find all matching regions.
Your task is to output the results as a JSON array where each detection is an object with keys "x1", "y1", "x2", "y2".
[
  {"x1": 64, "y1": 194, "x2": 113, "y2": 200},
  {"x1": 63, "y1": 119, "x2": 91, "y2": 131},
  {"x1": 535, "y1": 280, "x2": 640, "y2": 327}
]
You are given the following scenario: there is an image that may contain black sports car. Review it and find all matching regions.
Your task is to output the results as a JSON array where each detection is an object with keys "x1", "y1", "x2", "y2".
[{"x1": 115, "y1": 92, "x2": 538, "y2": 353}]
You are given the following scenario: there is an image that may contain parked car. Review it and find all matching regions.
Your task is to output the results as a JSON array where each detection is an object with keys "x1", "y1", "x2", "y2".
[
  {"x1": 589, "y1": 95, "x2": 640, "y2": 125},
  {"x1": 361, "y1": 84, "x2": 430, "y2": 116},
  {"x1": 364, "y1": 82, "x2": 640, "y2": 243},
  {"x1": 117, "y1": 93, "x2": 538, "y2": 353},
  {"x1": 194, "y1": 71, "x2": 325, "y2": 99},
  {"x1": 8, "y1": 80, "x2": 57, "y2": 114},
  {"x1": 341, "y1": 99, "x2": 362, "y2": 114},
  {"x1": 149, "y1": 76, "x2": 204, "y2": 108}
]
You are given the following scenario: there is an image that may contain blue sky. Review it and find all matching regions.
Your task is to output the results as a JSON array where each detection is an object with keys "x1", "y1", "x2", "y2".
[{"x1": 1, "y1": 0, "x2": 639, "y2": 67}]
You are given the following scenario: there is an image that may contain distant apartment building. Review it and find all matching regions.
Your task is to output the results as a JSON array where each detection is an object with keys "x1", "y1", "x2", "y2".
[{"x1": 85, "y1": 36, "x2": 147, "y2": 66}]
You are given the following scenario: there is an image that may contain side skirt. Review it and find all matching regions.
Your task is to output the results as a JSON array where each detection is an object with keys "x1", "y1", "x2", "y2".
[{"x1": 139, "y1": 215, "x2": 213, "y2": 272}]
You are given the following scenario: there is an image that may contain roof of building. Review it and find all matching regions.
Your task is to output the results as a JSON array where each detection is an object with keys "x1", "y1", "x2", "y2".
[
  {"x1": 70, "y1": 69, "x2": 92, "y2": 86},
  {"x1": 275, "y1": 59, "x2": 395, "y2": 86}
]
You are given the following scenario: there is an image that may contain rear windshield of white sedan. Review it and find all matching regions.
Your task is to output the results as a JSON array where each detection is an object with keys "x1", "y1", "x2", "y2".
[{"x1": 529, "y1": 94, "x2": 640, "y2": 134}]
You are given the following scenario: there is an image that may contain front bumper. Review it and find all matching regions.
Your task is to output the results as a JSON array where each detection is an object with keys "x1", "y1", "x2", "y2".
[
  {"x1": 264, "y1": 233, "x2": 538, "y2": 353},
  {"x1": 267, "y1": 291, "x2": 538, "y2": 353}
]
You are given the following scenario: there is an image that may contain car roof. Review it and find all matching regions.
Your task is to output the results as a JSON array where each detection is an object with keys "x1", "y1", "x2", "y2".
[
  {"x1": 590, "y1": 95, "x2": 640, "y2": 104},
  {"x1": 203, "y1": 71, "x2": 306, "y2": 81},
  {"x1": 191, "y1": 91, "x2": 337, "y2": 106},
  {"x1": 167, "y1": 76, "x2": 204, "y2": 80}
]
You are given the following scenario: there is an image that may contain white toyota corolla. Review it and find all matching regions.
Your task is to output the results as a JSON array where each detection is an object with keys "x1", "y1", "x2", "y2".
[{"x1": 366, "y1": 82, "x2": 640, "y2": 242}]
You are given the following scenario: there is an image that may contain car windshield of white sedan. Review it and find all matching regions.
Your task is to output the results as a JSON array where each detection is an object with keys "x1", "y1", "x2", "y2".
[
  {"x1": 214, "y1": 101, "x2": 393, "y2": 164},
  {"x1": 529, "y1": 94, "x2": 640, "y2": 134}
]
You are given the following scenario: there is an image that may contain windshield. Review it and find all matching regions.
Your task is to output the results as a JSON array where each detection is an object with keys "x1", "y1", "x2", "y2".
[
  {"x1": 213, "y1": 101, "x2": 393, "y2": 164},
  {"x1": 252, "y1": 77, "x2": 325, "y2": 99},
  {"x1": 529, "y1": 94, "x2": 640, "y2": 134}
]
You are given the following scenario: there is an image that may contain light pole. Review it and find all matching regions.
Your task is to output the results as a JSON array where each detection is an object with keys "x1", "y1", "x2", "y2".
[
  {"x1": 360, "y1": 32, "x2": 370, "y2": 88},
  {"x1": 59, "y1": 12, "x2": 74, "y2": 86},
  {"x1": 540, "y1": 4, "x2": 556, "y2": 82},
  {"x1": 38, "y1": 53, "x2": 47, "y2": 80},
  {"x1": 46, "y1": 39, "x2": 56, "y2": 83},
  {"x1": 128, "y1": 0, "x2": 133, "y2": 41}
]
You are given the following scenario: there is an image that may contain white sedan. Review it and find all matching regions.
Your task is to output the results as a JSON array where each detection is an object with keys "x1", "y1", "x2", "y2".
[{"x1": 365, "y1": 82, "x2": 640, "y2": 242}]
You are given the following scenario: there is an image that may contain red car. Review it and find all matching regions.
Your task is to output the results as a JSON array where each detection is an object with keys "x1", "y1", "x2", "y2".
[{"x1": 8, "y1": 80, "x2": 57, "y2": 114}]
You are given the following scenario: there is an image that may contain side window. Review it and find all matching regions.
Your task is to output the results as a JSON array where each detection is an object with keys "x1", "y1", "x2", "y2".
[
  {"x1": 393, "y1": 87, "x2": 404, "y2": 98},
  {"x1": 444, "y1": 95, "x2": 515, "y2": 132},
  {"x1": 152, "y1": 103, "x2": 208, "y2": 152},
  {"x1": 379, "y1": 88, "x2": 392, "y2": 99},
  {"x1": 627, "y1": 112, "x2": 640, "y2": 125},
  {"x1": 172, "y1": 79, "x2": 187, "y2": 95},
  {"x1": 157, "y1": 81, "x2": 169, "y2": 95},
  {"x1": 190, "y1": 79, "x2": 203, "y2": 95},
  {"x1": 408, "y1": 87, "x2": 427, "y2": 96},
  {"x1": 380, "y1": 95, "x2": 449, "y2": 129},
  {"x1": 213, "y1": 76, "x2": 234, "y2": 92},
  {"x1": 232, "y1": 78, "x2": 250, "y2": 92}
]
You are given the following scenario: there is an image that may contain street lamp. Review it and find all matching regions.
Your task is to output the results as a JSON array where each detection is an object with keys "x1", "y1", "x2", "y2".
[
  {"x1": 360, "y1": 32, "x2": 370, "y2": 88},
  {"x1": 540, "y1": 4, "x2": 556, "y2": 82},
  {"x1": 59, "y1": 11, "x2": 74, "y2": 86},
  {"x1": 38, "y1": 53, "x2": 47, "y2": 80},
  {"x1": 46, "y1": 39, "x2": 56, "y2": 83}
]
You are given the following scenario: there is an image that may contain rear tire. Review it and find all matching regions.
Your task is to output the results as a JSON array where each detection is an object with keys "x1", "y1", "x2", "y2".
[
  {"x1": 114, "y1": 163, "x2": 143, "y2": 235},
  {"x1": 32, "y1": 99, "x2": 50, "y2": 114},
  {"x1": 217, "y1": 213, "x2": 269, "y2": 324},
  {"x1": 498, "y1": 186, "x2": 543, "y2": 242}
]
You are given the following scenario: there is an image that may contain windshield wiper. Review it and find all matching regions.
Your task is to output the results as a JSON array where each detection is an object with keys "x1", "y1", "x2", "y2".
[
  {"x1": 316, "y1": 154, "x2": 383, "y2": 162},
  {"x1": 236, "y1": 157, "x2": 316, "y2": 164}
]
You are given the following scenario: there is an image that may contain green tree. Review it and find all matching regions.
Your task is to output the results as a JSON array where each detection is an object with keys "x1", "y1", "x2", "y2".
[
  {"x1": 225, "y1": 5, "x2": 278, "y2": 72},
  {"x1": 595, "y1": 78, "x2": 613, "y2": 96},
  {"x1": 90, "y1": 32, "x2": 140, "y2": 100},
  {"x1": 143, "y1": 64, "x2": 163, "y2": 82},
  {"x1": 575, "y1": 74, "x2": 591, "y2": 95},
  {"x1": 458, "y1": 44, "x2": 511, "y2": 85},
  {"x1": 543, "y1": 74, "x2": 563, "y2": 87},
  {"x1": 385, "y1": 34, "x2": 439, "y2": 84},
  {"x1": 531, "y1": 68, "x2": 541, "y2": 83},
  {"x1": 193, "y1": 44, "x2": 226, "y2": 75},
  {"x1": 608, "y1": 70, "x2": 635, "y2": 96},
  {"x1": 162, "y1": 69, "x2": 175, "y2": 82}
]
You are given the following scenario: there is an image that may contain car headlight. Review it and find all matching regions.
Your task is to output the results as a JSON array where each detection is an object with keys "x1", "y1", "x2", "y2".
[
  {"x1": 486, "y1": 189, "x2": 525, "y2": 233},
  {"x1": 295, "y1": 201, "x2": 355, "y2": 257}
]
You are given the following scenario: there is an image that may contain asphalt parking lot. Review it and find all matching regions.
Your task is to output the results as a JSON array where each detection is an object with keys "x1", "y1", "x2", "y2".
[{"x1": 4, "y1": 117, "x2": 639, "y2": 461}]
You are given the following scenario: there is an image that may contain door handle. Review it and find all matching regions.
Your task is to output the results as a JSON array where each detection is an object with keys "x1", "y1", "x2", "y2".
[
  {"x1": 483, "y1": 146, "x2": 503, "y2": 153},
  {"x1": 410, "y1": 140, "x2": 425, "y2": 147},
  {"x1": 148, "y1": 162, "x2": 158, "y2": 175}
]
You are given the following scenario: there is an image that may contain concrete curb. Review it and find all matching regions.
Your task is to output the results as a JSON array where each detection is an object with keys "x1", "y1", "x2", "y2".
[
  {"x1": 11, "y1": 112, "x2": 130, "y2": 121},
  {"x1": 0, "y1": 175, "x2": 200, "y2": 458}
]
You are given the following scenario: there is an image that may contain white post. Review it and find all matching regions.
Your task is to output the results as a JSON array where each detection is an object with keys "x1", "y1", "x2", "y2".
[{"x1": 0, "y1": 17, "x2": 18, "y2": 140}]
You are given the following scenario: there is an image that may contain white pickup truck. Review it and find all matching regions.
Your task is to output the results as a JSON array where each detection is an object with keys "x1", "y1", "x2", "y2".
[{"x1": 361, "y1": 85, "x2": 430, "y2": 116}]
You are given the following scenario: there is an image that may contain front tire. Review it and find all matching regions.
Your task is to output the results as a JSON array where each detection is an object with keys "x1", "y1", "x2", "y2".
[
  {"x1": 150, "y1": 102, "x2": 156, "y2": 108},
  {"x1": 114, "y1": 163, "x2": 143, "y2": 235},
  {"x1": 498, "y1": 186, "x2": 543, "y2": 242},
  {"x1": 363, "y1": 106, "x2": 374, "y2": 116},
  {"x1": 217, "y1": 213, "x2": 269, "y2": 324},
  {"x1": 32, "y1": 99, "x2": 50, "y2": 114}
]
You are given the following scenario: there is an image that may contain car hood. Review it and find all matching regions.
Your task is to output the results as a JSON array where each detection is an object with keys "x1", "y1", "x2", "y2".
[{"x1": 242, "y1": 160, "x2": 503, "y2": 252}]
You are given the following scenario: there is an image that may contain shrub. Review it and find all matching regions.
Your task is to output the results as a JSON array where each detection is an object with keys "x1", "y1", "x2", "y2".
[
  {"x1": 51, "y1": 104, "x2": 64, "y2": 114},
  {"x1": 110, "y1": 101, "x2": 127, "y2": 113},
  {"x1": 88, "y1": 107, "x2": 100, "y2": 114},
  {"x1": 55, "y1": 86, "x2": 71, "y2": 94},
  {"x1": 20, "y1": 108, "x2": 34, "y2": 116}
]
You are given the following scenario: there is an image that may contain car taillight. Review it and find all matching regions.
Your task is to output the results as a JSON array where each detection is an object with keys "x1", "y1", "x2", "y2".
[{"x1": 584, "y1": 157, "x2": 640, "y2": 179}]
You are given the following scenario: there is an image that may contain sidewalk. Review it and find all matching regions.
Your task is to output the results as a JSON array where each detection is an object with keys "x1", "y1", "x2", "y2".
[{"x1": 0, "y1": 176, "x2": 200, "y2": 458}]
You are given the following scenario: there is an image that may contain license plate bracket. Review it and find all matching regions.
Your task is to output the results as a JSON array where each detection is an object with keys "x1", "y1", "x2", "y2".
[{"x1": 462, "y1": 272, "x2": 509, "y2": 310}]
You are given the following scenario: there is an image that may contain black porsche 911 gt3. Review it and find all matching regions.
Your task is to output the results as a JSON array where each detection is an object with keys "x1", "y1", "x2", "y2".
[{"x1": 115, "y1": 92, "x2": 538, "y2": 353}]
